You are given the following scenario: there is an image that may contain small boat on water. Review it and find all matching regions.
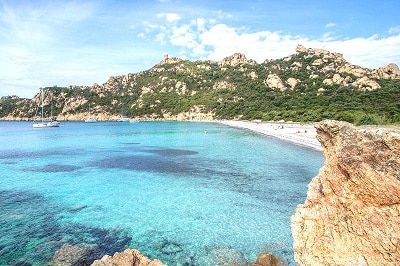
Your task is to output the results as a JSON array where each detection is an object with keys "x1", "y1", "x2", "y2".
[
  {"x1": 85, "y1": 103, "x2": 97, "y2": 123},
  {"x1": 33, "y1": 89, "x2": 60, "y2": 128},
  {"x1": 47, "y1": 101, "x2": 60, "y2": 127},
  {"x1": 47, "y1": 120, "x2": 60, "y2": 127},
  {"x1": 117, "y1": 116, "x2": 130, "y2": 122},
  {"x1": 33, "y1": 121, "x2": 47, "y2": 128},
  {"x1": 85, "y1": 118, "x2": 97, "y2": 123},
  {"x1": 117, "y1": 105, "x2": 130, "y2": 122}
]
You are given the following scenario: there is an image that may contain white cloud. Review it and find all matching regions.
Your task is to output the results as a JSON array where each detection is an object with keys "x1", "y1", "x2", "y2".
[
  {"x1": 316, "y1": 35, "x2": 400, "y2": 67},
  {"x1": 170, "y1": 24, "x2": 197, "y2": 47},
  {"x1": 326, "y1": 22, "x2": 336, "y2": 28},
  {"x1": 199, "y1": 24, "x2": 307, "y2": 62},
  {"x1": 214, "y1": 10, "x2": 232, "y2": 20},
  {"x1": 389, "y1": 25, "x2": 400, "y2": 34},
  {"x1": 154, "y1": 20, "x2": 400, "y2": 69},
  {"x1": 157, "y1": 12, "x2": 181, "y2": 23},
  {"x1": 139, "y1": 15, "x2": 400, "y2": 69},
  {"x1": 192, "y1": 18, "x2": 207, "y2": 32}
]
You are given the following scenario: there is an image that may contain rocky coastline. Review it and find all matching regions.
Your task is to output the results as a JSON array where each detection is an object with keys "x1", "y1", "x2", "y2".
[{"x1": 48, "y1": 244, "x2": 284, "y2": 266}]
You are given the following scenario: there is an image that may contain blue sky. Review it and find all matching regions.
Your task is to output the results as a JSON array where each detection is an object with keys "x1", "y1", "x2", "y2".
[{"x1": 1, "y1": 0, "x2": 399, "y2": 98}]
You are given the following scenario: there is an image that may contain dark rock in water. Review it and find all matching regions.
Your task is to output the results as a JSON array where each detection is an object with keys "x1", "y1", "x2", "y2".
[
  {"x1": 195, "y1": 245, "x2": 247, "y2": 265},
  {"x1": 12, "y1": 262, "x2": 32, "y2": 266},
  {"x1": 160, "y1": 241, "x2": 183, "y2": 255},
  {"x1": 24, "y1": 163, "x2": 81, "y2": 172},
  {"x1": 59, "y1": 225, "x2": 132, "y2": 257},
  {"x1": 147, "y1": 148, "x2": 198, "y2": 156},
  {"x1": 89, "y1": 155, "x2": 192, "y2": 175},
  {"x1": 50, "y1": 243, "x2": 102, "y2": 266},
  {"x1": 67, "y1": 205, "x2": 88, "y2": 213}
]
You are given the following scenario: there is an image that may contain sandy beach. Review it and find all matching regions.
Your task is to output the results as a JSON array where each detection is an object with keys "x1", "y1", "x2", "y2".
[{"x1": 219, "y1": 120, "x2": 323, "y2": 151}]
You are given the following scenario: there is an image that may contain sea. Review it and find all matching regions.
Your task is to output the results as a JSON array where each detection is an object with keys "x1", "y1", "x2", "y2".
[{"x1": 0, "y1": 121, "x2": 324, "y2": 265}]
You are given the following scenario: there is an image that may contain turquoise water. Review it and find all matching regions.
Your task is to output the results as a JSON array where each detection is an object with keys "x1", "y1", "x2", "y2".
[{"x1": 0, "y1": 121, "x2": 324, "y2": 265}]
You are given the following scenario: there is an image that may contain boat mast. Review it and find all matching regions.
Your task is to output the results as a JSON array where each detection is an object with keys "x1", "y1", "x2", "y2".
[{"x1": 41, "y1": 89, "x2": 44, "y2": 123}]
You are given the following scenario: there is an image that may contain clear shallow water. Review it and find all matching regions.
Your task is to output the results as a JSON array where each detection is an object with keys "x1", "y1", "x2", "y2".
[{"x1": 0, "y1": 121, "x2": 324, "y2": 265}]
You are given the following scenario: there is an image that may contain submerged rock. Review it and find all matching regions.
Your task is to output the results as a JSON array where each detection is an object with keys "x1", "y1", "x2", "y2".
[
  {"x1": 159, "y1": 241, "x2": 183, "y2": 255},
  {"x1": 195, "y1": 245, "x2": 247, "y2": 266},
  {"x1": 50, "y1": 243, "x2": 101, "y2": 266},
  {"x1": 291, "y1": 120, "x2": 400, "y2": 265}
]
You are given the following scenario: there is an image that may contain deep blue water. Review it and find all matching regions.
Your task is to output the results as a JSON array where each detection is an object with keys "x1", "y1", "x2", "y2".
[{"x1": 0, "y1": 121, "x2": 324, "y2": 265}]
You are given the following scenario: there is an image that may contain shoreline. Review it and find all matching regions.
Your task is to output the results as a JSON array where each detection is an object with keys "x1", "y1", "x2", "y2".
[
  {"x1": 219, "y1": 120, "x2": 322, "y2": 151},
  {"x1": 1, "y1": 119, "x2": 323, "y2": 151}
]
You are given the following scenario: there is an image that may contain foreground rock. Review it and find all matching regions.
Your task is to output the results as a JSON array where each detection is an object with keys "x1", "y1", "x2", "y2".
[
  {"x1": 91, "y1": 249, "x2": 165, "y2": 266},
  {"x1": 291, "y1": 120, "x2": 400, "y2": 265},
  {"x1": 252, "y1": 253, "x2": 285, "y2": 266}
]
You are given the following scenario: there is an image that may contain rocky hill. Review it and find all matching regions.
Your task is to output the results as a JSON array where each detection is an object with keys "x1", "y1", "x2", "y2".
[{"x1": 1, "y1": 45, "x2": 400, "y2": 124}]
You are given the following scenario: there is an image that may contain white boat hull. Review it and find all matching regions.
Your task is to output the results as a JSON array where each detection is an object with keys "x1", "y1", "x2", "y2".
[
  {"x1": 47, "y1": 121, "x2": 60, "y2": 127},
  {"x1": 33, "y1": 122, "x2": 48, "y2": 128}
]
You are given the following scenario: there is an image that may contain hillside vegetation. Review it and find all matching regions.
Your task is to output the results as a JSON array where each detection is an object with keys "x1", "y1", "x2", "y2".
[{"x1": 1, "y1": 45, "x2": 399, "y2": 125}]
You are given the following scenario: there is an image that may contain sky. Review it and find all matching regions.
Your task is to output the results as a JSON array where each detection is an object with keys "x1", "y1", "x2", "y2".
[{"x1": 0, "y1": 0, "x2": 399, "y2": 98}]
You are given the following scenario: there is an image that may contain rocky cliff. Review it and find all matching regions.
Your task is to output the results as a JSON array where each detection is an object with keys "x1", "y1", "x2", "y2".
[{"x1": 291, "y1": 120, "x2": 400, "y2": 265}]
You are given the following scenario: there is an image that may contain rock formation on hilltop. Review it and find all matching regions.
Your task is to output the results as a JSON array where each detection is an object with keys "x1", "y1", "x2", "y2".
[
  {"x1": 218, "y1": 52, "x2": 256, "y2": 67},
  {"x1": 291, "y1": 120, "x2": 400, "y2": 265}
]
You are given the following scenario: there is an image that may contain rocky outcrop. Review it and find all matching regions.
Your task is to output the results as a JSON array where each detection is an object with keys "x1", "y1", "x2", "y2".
[
  {"x1": 218, "y1": 53, "x2": 256, "y2": 67},
  {"x1": 291, "y1": 120, "x2": 400, "y2": 265},
  {"x1": 252, "y1": 253, "x2": 285, "y2": 266},
  {"x1": 157, "y1": 54, "x2": 183, "y2": 66},
  {"x1": 372, "y1": 63, "x2": 400, "y2": 79},
  {"x1": 91, "y1": 248, "x2": 165, "y2": 266},
  {"x1": 264, "y1": 74, "x2": 287, "y2": 91},
  {"x1": 161, "y1": 105, "x2": 214, "y2": 121}
]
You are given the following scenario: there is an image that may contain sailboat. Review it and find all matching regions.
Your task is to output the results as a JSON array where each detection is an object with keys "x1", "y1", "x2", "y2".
[
  {"x1": 85, "y1": 103, "x2": 97, "y2": 123},
  {"x1": 47, "y1": 101, "x2": 60, "y2": 127},
  {"x1": 117, "y1": 105, "x2": 129, "y2": 122},
  {"x1": 117, "y1": 116, "x2": 130, "y2": 122},
  {"x1": 33, "y1": 89, "x2": 60, "y2": 128},
  {"x1": 33, "y1": 89, "x2": 48, "y2": 128}
]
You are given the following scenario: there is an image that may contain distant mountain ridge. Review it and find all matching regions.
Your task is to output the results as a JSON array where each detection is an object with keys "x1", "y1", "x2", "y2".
[{"x1": 1, "y1": 45, "x2": 399, "y2": 124}]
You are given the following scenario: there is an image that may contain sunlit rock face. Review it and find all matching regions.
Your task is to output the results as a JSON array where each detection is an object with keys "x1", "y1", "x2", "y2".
[
  {"x1": 291, "y1": 120, "x2": 400, "y2": 265},
  {"x1": 91, "y1": 248, "x2": 165, "y2": 266}
]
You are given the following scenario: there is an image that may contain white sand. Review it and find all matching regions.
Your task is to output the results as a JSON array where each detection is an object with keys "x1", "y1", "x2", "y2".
[{"x1": 219, "y1": 120, "x2": 322, "y2": 151}]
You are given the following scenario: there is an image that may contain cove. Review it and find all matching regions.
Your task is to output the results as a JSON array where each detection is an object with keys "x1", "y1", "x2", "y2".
[{"x1": 0, "y1": 121, "x2": 324, "y2": 265}]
